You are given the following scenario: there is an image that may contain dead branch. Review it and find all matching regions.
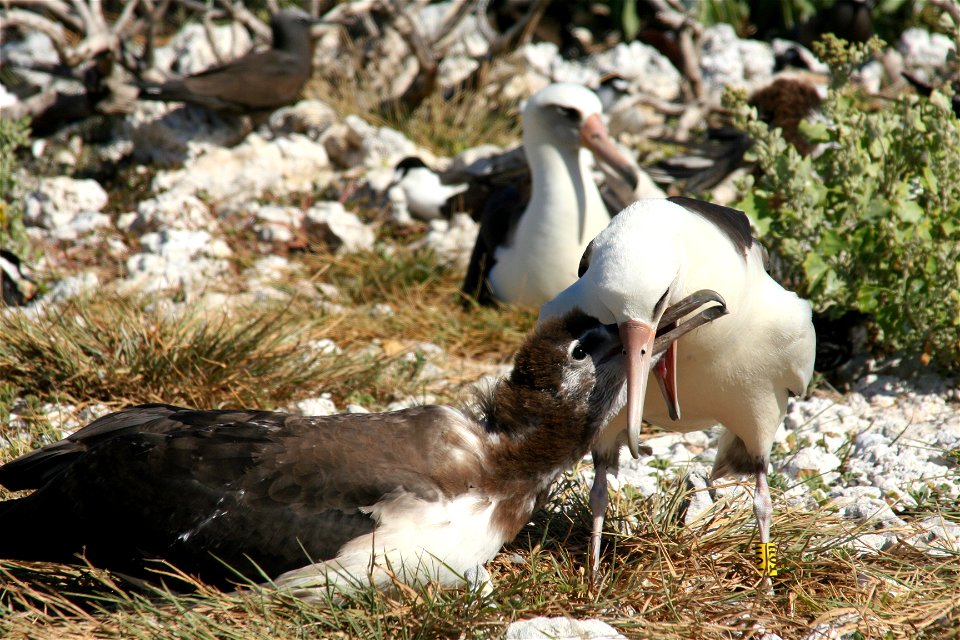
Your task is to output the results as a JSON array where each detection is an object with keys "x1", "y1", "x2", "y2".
[
  {"x1": 483, "y1": 0, "x2": 549, "y2": 59},
  {"x1": 433, "y1": 0, "x2": 473, "y2": 51},
  {"x1": 639, "y1": 0, "x2": 704, "y2": 101},
  {"x1": 3, "y1": 0, "x2": 83, "y2": 32},
  {"x1": 1, "y1": 9, "x2": 72, "y2": 63},
  {"x1": 212, "y1": 0, "x2": 272, "y2": 42},
  {"x1": 448, "y1": 0, "x2": 549, "y2": 97},
  {"x1": 929, "y1": 0, "x2": 960, "y2": 25},
  {"x1": 377, "y1": 1, "x2": 439, "y2": 114},
  {"x1": 1, "y1": 0, "x2": 143, "y2": 68},
  {"x1": 169, "y1": 0, "x2": 272, "y2": 42}
]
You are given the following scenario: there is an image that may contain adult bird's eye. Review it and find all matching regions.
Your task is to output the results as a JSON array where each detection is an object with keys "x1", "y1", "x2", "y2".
[
  {"x1": 571, "y1": 343, "x2": 588, "y2": 360},
  {"x1": 557, "y1": 106, "x2": 579, "y2": 121}
]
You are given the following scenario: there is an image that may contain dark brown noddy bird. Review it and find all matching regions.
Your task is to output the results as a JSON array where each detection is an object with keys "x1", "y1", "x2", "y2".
[
  {"x1": 138, "y1": 9, "x2": 317, "y2": 115},
  {"x1": 4, "y1": 309, "x2": 723, "y2": 599}
]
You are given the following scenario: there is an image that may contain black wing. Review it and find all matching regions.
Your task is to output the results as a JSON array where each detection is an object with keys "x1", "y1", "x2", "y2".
[
  {"x1": 0, "y1": 403, "x2": 481, "y2": 585},
  {"x1": 461, "y1": 183, "x2": 530, "y2": 306},
  {"x1": 667, "y1": 196, "x2": 755, "y2": 258}
]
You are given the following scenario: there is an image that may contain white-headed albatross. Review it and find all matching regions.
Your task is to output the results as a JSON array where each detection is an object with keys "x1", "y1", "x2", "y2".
[
  {"x1": 463, "y1": 82, "x2": 638, "y2": 307},
  {"x1": 540, "y1": 196, "x2": 816, "y2": 580},
  {"x1": 0, "y1": 310, "x2": 631, "y2": 601}
]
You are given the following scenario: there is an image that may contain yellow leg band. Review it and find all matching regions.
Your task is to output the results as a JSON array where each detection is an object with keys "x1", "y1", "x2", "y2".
[{"x1": 755, "y1": 542, "x2": 778, "y2": 577}]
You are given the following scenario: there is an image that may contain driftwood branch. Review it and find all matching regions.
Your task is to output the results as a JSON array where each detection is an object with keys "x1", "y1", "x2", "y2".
[
  {"x1": 433, "y1": 0, "x2": 472, "y2": 50},
  {"x1": 640, "y1": 0, "x2": 704, "y2": 101},
  {"x1": 929, "y1": 0, "x2": 960, "y2": 24},
  {"x1": 2, "y1": 0, "x2": 144, "y2": 67},
  {"x1": 1, "y1": 9, "x2": 72, "y2": 62},
  {"x1": 3, "y1": 0, "x2": 84, "y2": 31},
  {"x1": 449, "y1": 0, "x2": 548, "y2": 97},
  {"x1": 484, "y1": 0, "x2": 549, "y2": 58}
]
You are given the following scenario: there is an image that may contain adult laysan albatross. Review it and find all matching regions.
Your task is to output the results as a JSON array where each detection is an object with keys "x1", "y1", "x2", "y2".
[
  {"x1": 462, "y1": 82, "x2": 638, "y2": 307},
  {"x1": 1, "y1": 310, "x2": 678, "y2": 601},
  {"x1": 540, "y1": 196, "x2": 816, "y2": 580}
]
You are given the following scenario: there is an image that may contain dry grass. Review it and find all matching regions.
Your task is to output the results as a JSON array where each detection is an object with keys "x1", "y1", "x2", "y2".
[{"x1": 306, "y1": 67, "x2": 521, "y2": 156}]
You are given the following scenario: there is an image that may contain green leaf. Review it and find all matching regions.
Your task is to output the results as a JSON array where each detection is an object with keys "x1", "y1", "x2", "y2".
[
  {"x1": 798, "y1": 119, "x2": 831, "y2": 143},
  {"x1": 897, "y1": 201, "x2": 924, "y2": 223},
  {"x1": 930, "y1": 90, "x2": 952, "y2": 115},
  {"x1": 922, "y1": 165, "x2": 939, "y2": 195},
  {"x1": 803, "y1": 252, "x2": 830, "y2": 289},
  {"x1": 818, "y1": 229, "x2": 845, "y2": 257},
  {"x1": 619, "y1": 0, "x2": 640, "y2": 40}
]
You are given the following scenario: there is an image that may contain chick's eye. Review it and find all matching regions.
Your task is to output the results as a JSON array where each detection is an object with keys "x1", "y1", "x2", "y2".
[{"x1": 571, "y1": 343, "x2": 588, "y2": 361}]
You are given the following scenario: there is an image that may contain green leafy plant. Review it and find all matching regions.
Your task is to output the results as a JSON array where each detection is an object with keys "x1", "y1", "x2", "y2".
[
  {"x1": 731, "y1": 35, "x2": 960, "y2": 371},
  {"x1": 0, "y1": 117, "x2": 30, "y2": 253}
]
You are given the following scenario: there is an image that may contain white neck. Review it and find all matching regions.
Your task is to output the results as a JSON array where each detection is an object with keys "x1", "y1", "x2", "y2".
[{"x1": 489, "y1": 138, "x2": 609, "y2": 307}]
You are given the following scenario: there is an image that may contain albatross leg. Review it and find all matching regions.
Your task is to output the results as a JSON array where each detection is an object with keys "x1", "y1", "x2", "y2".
[
  {"x1": 588, "y1": 457, "x2": 611, "y2": 582},
  {"x1": 753, "y1": 459, "x2": 777, "y2": 590}
]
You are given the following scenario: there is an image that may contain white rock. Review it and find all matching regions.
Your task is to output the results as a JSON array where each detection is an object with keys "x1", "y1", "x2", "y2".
[
  {"x1": 700, "y1": 24, "x2": 774, "y2": 97},
  {"x1": 590, "y1": 41, "x2": 682, "y2": 101},
  {"x1": 1, "y1": 31, "x2": 59, "y2": 90},
  {"x1": 139, "y1": 229, "x2": 232, "y2": 261},
  {"x1": 121, "y1": 192, "x2": 217, "y2": 233},
  {"x1": 684, "y1": 472, "x2": 715, "y2": 526},
  {"x1": 907, "y1": 516, "x2": 960, "y2": 554},
  {"x1": 152, "y1": 22, "x2": 252, "y2": 77},
  {"x1": 304, "y1": 202, "x2": 374, "y2": 254},
  {"x1": 265, "y1": 100, "x2": 339, "y2": 139},
  {"x1": 151, "y1": 133, "x2": 330, "y2": 205},
  {"x1": 334, "y1": 115, "x2": 419, "y2": 169},
  {"x1": 50, "y1": 211, "x2": 112, "y2": 241},
  {"x1": 785, "y1": 447, "x2": 842, "y2": 477},
  {"x1": 834, "y1": 496, "x2": 903, "y2": 529},
  {"x1": 125, "y1": 101, "x2": 244, "y2": 166},
  {"x1": 295, "y1": 395, "x2": 338, "y2": 417},
  {"x1": 24, "y1": 177, "x2": 109, "y2": 229},
  {"x1": 310, "y1": 339, "x2": 342, "y2": 355},
  {"x1": 122, "y1": 253, "x2": 230, "y2": 294},
  {"x1": 740, "y1": 38, "x2": 776, "y2": 83},
  {"x1": 46, "y1": 271, "x2": 101, "y2": 304},
  {"x1": 121, "y1": 229, "x2": 232, "y2": 294},
  {"x1": 411, "y1": 214, "x2": 479, "y2": 267},
  {"x1": 417, "y1": 4, "x2": 488, "y2": 86},
  {"x1": 857, "y1": 60, "x2": 886, "y2": 95},
  {"x1": 0, "y1": 84, "x2": 18, "y2": 109},
  {"x1": 245, "y1": 255, "x2": 294, "y2": 283},
  {"x1": 315, "y1": 282, "x2": 341, "y2": 300},
  {"x1": 370, "y1": 303, "x2": 395, "y2": 318},
  {"x1": 611, "y1": 457, "x2": 659, "y2": 498},
  {"x1": 253, "y1": 205, "x2": 305, "y2": 243},
  {"x1": 898, "y1": 28, "x2": 956, "y2": 73},
  {"x1": 505, "y1": 617, "x2": 626, "y2": 640},
  {"x1": 517, "y1": 42, "x2": 600, "y2": 87}
]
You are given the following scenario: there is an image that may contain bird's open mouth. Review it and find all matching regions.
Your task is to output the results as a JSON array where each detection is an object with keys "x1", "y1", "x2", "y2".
[
  {"x1": 653, "y1": 289, "x2": 727, "y2": 358},
  {"x1": 619, "y1": 289, "x2": 728, "y2": 457}
]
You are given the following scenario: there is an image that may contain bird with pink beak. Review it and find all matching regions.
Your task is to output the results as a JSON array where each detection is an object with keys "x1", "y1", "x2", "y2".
[
  {"x1": 541, "y1": 196, "x2": 816, "y2": 581},
  {"x1": 463, "y1": 82, "x2": 639, "y2": 307}
]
